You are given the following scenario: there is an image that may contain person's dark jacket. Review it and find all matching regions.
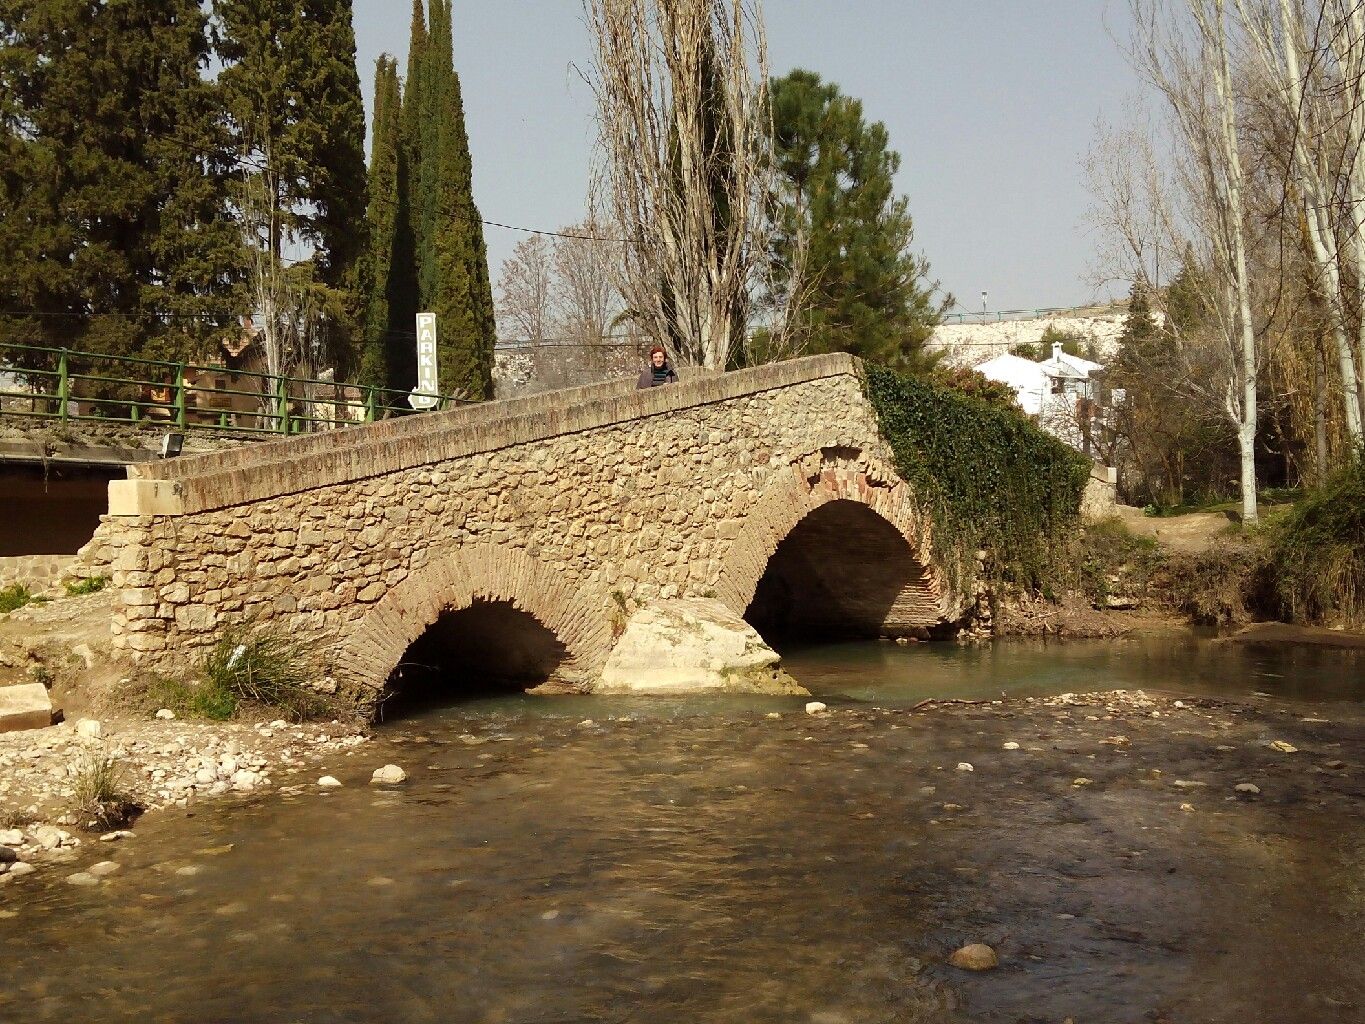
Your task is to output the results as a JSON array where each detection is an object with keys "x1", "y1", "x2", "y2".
[{"x1": 636, "y1": 360, "x2": 679, "y2": 389}]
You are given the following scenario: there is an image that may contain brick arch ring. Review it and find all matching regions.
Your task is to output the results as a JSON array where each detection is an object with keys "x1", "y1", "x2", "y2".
[
  {"x1": 713, "y1": 447, "x2": 955, "y2": 623},
  {"x1": 332, "y1": 544, "x2": 615, "y2": 696}
]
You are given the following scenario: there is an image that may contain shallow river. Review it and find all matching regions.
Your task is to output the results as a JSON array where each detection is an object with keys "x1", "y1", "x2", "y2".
[{"x1": 2, "y1": 634, "x2": 1362, "y2": 1023}]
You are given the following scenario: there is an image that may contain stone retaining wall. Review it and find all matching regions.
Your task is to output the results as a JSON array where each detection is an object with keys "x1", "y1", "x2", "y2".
[{"x1": 0, "y1": 554, "x2": 73, "y2": 594}]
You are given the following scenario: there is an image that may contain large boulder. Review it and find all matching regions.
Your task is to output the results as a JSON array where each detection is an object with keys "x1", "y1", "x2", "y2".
[
  {"x1": 597, "y1": 599, "x2": 807, "y2": 696},
  {"x1": 0, "y1": 682, "x2": 54, "y2": 733}
]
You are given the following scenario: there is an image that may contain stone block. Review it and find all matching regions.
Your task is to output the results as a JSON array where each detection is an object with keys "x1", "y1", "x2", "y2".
[{"x1": 0, "y1": 683, "x2": 54, "y2": 733}]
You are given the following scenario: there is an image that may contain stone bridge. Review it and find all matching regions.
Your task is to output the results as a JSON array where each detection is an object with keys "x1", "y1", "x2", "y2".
[{"x1": 93, "y1": 354, "x2": 965, "y2": 705}]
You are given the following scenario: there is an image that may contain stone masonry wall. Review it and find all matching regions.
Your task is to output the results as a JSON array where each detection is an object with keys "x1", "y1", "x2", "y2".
[{"x1": 93, "y1": 355, "x2": 958, "y2": 697}]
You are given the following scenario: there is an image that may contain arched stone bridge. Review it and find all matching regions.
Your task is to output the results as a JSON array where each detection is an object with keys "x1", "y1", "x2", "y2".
[{"x1": 96, "y1": 354, "x2": 966, "y2": 703}]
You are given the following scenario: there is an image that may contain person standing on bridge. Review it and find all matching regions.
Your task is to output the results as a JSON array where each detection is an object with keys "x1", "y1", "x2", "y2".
[{"x1": 637, "y1": 345, "x2": 678, "y2": 389}]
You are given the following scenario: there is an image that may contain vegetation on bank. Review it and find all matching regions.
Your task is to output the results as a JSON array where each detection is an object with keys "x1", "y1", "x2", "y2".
[
  {"x1": 70, "y1": 750, "x2": 138, "y2": 831},
  {"x1": 136, "y1": 622, "x2": 337, "y2": 724},
  {"x1": 1269, "y1": 459, "x2": 1365, "y2": 627},
  {"x1": 862, "y1": 363, "x2": 1092, "y2": 595},
  {"x1": 1075, "y1": 458, "x2": 1365, "y2": 629}
]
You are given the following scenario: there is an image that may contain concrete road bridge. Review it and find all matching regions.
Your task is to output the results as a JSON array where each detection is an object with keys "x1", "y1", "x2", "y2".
[{"x1": 90, "y1": 354, "x2": 966, "y2": 704}]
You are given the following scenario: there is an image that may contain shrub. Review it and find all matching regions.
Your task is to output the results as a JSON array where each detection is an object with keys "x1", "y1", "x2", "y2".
[
  {"x1": 1155, "y1": 544, "x2": 1270, "y2": 626},
  {"x1": 0, "y1": 583, "x2": 33, "y2": 613},
  {"x1": 64, "y1": 575, "x2": 108, "y2": 597},
  {"x1": 202, "y1": 622, "x2": 332, "y2": 721},
  {"x1": 1268, "y1": 459, "x2": 1365, "y2": 626},
  {"x1": 70, "y1": 750, "x2": 139, "y2": 830}
]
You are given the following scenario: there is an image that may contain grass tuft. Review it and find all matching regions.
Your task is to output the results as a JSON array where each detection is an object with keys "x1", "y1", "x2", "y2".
[
  {"x1": 202, "y1": 622, "x2": 333, "y2": 722},
  {"x1": 0, "y1": 583, "x2": 33, "y2": 613},
  {"x1": 70, "y1": 750, "x2": 139, "y2": 831},
  {"x1": 64, "y1": 575, "x2": 109, "y2": 597}
]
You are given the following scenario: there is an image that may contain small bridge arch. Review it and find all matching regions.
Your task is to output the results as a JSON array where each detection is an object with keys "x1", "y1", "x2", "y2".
[{"x1": 333, "y1": 544, "x2": 613, "y2": 702}]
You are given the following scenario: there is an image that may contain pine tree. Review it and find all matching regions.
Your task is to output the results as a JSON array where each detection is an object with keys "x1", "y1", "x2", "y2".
[
  {"x1": 215, "y1": 0, "x2": 368, "y2": 375},
  {"x1": 402, "y1": 0, "x2": 495, "y2": 399},
  {"x1": 769, "y1": 69, "x2": 942, "y2": 370},
  {"x1": 0, "y1": 1, "x2": 238, "y2": 361}
]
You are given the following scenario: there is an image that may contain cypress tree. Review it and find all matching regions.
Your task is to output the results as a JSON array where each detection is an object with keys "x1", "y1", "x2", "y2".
[
  {"x1": 397, "y1": 1, "x2": 494, "y2": 400},
  {"x1": 358, "y1": 57, "x2": 402, "y2": 392},
  {"x1": 307, "y1": 0, "x2": 368, "y2": 375},
  {"x1": 0, "y1": 1, "x2": 237, "y2": 360}
]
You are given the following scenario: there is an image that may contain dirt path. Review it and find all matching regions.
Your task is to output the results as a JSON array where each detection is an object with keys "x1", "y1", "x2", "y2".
[{"x1": 1111, "y1": 503, "x2": 1234, "y2": 553}]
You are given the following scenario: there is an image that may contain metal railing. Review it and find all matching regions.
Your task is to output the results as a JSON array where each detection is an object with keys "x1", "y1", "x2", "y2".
[{"x1": 0, "y1": 342, "x2": 468, "y2": 436}]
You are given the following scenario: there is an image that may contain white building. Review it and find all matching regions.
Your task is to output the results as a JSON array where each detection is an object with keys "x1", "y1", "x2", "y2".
[{"x1": 975, "y1": 343, "x2": 1104, "y2": 451}]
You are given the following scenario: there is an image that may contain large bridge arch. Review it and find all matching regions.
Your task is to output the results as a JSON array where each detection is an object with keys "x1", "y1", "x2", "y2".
[
  {"x1": 716, "y1": 449, "x2": 957, "y2": 641},
  {"x1": 333, "y1": 544, "x2": 614, "y2": 699}
]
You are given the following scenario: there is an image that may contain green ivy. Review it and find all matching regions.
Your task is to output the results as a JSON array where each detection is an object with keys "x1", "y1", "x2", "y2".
[{"x1": 862, "y1": 363, "x2": 1091, "y2": 593}]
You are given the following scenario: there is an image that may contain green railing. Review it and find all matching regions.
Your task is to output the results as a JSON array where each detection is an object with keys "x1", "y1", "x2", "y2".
[{"x1": 0, "y1": 342, "x2": 466, "y2": 436}]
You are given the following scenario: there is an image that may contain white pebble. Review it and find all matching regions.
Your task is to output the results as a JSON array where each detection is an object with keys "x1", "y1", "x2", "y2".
[
  {"x1": 317, "y1": 776, "x2": 342, "y2": 788},
  {"x1": 804, "y1": 702, "x2": 828, "y2": 715}
]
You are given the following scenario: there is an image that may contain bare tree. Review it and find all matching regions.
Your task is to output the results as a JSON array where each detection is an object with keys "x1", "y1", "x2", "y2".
[
  {"x1": 583, "y1": 0, "x2": 779, "y2": 369},
  {"x1": 552, "y1": 218, "x2": 623, "y2": 346},
  {"x1": 496, "y1": 233, "x2": 555, "y2": 346},
  {"x1": 1233, "y1": 0, "x2": 1364, "y2": 445},
  {"x1": 1128, "y1": 0, "x2": 1263, "y2": 523}
]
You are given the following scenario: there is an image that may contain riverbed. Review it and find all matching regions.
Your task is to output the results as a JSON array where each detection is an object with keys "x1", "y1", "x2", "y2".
[{"x1": 1, "y1": 636, "x2": 1362, "y2": 1023}]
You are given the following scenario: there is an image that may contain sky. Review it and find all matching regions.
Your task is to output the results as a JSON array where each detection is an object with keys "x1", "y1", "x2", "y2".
[{"x1": 351, "y1": 1, "x2": 1146, "y2": 315}]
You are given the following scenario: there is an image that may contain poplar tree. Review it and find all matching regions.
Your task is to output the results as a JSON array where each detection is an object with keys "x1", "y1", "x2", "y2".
[
  {"x1": 769, "y1": 69, "x2": 942, "y2": 370},
  {"x1": 0, "y1": 0, "x2": 237, "y2": 359}
]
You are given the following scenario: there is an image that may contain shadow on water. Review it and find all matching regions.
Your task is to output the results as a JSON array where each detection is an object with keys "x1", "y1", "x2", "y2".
[{"x1": 376, "y1": 599, "x2": 567, "y2": 723}]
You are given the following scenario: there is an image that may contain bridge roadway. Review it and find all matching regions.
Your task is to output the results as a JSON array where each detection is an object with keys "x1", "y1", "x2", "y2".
[{"x1": 91, "y1": 353, "x2": 961, "y2": 705}]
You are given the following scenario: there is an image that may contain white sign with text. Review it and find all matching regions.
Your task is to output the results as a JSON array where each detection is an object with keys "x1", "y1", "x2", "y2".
[{"x1": 409, "y1": 312, "x2": 440, "y2": 410}]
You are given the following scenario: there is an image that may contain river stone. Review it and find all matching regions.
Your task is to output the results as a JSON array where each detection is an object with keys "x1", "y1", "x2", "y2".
[
  {"x1": 949, "y1": 943, "x2": 999, "y2": 971},
  {"x1": 7, "y1": 862, "x2": 35, "y2": 877},
  {"x1": 805, "y1": 701, "x2": 828, "y2": 715},
  {"x1": 0, "y1": 846, "x2": 16, "y2": 863},
  {"x1": 155, "y1": 708, "x2": 176, "y2": 720},
  {"x1": 596, "y1": 598, "x2": 808, "y2": 696},
  {"x1": 88, "y1": 860, "x2": 120, "y2": 877},
  {"x1": 0, "y1": 828, "x2": 23, "y2": 846},
  {"x1": 66, "y1": 871, "x2": 100, "y2": 886},
  {"x1": 75, "y1": 718, "x2": 101, "y2": 739},
  {"x1": 1234, "y1": 783, "x2": 1261, "y2": 795},
  {"x1": 371, "y1": 764, "x2": 407, "y2": 785},
  {"x1": 0, "y1": 682, "x2": 54, "y2": 734},
  {"x1": 33, "y1": 825, "x2": 69, "y2": 850},
  {"x1": 317, "y1": 776, "x2": 342, "y2": 788}
]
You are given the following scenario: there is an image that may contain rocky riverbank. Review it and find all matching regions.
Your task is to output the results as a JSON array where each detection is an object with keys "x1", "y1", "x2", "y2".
[
  {"x1": 0, "y1": 712, "x2": 371, "y2": 891},
  {"x1": 1, "y1": 684, "x2": 1360, "y2": 1021}
]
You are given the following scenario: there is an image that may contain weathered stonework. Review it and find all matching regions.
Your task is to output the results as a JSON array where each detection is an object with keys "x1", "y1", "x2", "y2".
[{"x1": 92, "y1": 354, "x2": 963, "y2": 701}]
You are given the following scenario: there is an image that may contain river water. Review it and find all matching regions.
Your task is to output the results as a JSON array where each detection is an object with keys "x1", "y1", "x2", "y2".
[{"x1": 2, "y1": 634, "x2": 1362, "y2": 1023}]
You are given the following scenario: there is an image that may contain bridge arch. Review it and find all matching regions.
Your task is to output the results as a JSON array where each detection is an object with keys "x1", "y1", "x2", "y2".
[
  {"x1": 716, "y1": 450, "x2": 955, "y2": 642},
  {"x1": 333, "y1": 544, "x2": 613, "y2": 704}
]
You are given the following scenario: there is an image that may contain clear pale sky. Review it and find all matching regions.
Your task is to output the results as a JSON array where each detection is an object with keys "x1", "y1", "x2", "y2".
[{"x1": 351, "y1": 1, "x2": 1143, "y2": 314}]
